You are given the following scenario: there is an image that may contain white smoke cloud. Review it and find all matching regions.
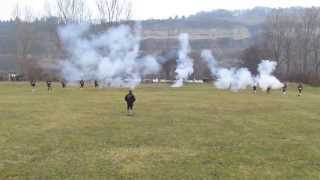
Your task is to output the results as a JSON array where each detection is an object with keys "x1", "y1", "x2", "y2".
[
  {"x1": 172, "y1": 33, "x2": 194, "y2": 87},
  {"x1": 201, "y1": 50, "x2": 282, "y2": 91},
  {"x1": 213, "y1": 68, "x2": 254, "y2": 91},
  {"x1": 257, "y1": 60, "x2": 283, "y2": 90},
  {"x1": 58, "y1": 23, "x2": 160, "y2": 89}
]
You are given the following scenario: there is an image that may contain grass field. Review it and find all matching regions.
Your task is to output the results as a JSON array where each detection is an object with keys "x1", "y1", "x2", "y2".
[{"x1": 0, "y1": 82, "x2": 320, "y2": 179}]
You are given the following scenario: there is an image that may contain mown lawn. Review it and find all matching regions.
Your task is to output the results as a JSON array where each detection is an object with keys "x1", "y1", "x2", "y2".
[{"x1": 0, "y1": 82, "x2": 320, "y2": 179}]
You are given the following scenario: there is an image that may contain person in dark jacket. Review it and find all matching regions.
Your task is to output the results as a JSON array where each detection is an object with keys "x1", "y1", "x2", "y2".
[
  {"x1": 267, "y1": 86, "x2": 271, "y2": 94},
  {"x1": 125, "y1": 90, "x2": 136, "y2": 115},
  {"x1": 47, "y1": 80, "x2": 52, "y2": 92},
  {"x1": 80, "y1": 80, "x2": 85, "y2": 88},
  {"x1": 253, "y1": 84, "x2": 257, "y2": 94},
  {"x1": 61, "y1": 80, "x2": 66, "y2": 88},
  {"x1": 30, "y1": 80, "x2": 36, "y2": 92},
  {"x1": 282, "y1": 83, "x2": 288, "y2": 95},
  {"x1": 298, "y1": 83, "x2": 303, "y2": 96},
  {"x1": 94, "y1": 80, "x2": 99, "y2": 88}
]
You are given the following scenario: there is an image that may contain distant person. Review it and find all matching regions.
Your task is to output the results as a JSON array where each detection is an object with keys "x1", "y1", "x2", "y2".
[
  {"x1": 94, "y1": 80, "x2": 99, "y2": 88},
  {"x1": 125, "y1": 90, "x2": 136, "y2": 116},
  {"x1": 282, "y1": 83, "x2": 288, "y2": 95},
  {"x1": 298, "y1": 83, "x2": 303, "y2": 96},
  {"x1": 80, "y1": 80, "x2": 85, "y2": 88},
  {"x1": 253, "y1": 85, "x2": 257, "y2": 94},
  {"x1": 30, "y1": 80, "x2": 36, "y2": 92},
  {"x1": 267, "y1": 86, "x2": 271, "y2": 94},
  {"x1": 47, "y1": 80, "x2": 52, "y2": 92},
  {"x1": 61, "y1": 80, "x2": 66, "y2": 88}
]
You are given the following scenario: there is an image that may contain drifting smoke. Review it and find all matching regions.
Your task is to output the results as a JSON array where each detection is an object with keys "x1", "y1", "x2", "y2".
[
  {"x1": 172, "y1": 33, "x2": 194, "y2": 87},
  {"x1": 257, "y1": 60, "x2": 283, "y2": 90},
  {"x1": 201, "y1": 50, "x2": 253, "y2": 91},
  {"x1": 58, "y1": 24, "x2": 160, "y2": 89},
  {"x1": 201, "y1": 50, "x2": 282, "y2": 91}
]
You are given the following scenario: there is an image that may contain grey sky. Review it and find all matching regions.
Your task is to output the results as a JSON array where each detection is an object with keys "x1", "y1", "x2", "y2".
[{"x1": 1, "y1": 0, "x2": 320, "y2": 20}]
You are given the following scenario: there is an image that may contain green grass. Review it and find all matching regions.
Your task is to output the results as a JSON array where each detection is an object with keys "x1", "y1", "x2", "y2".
[{"x1": 0, "y1": 82, "x2": 320, "y2": 179}]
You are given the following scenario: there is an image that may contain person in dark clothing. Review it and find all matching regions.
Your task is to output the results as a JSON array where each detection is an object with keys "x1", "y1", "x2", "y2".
[
  {"x1": 282, "y1": 83, "x2": 288, "y2": 95},
  {"x1": 267, "y1": 86, "x2": 271, "y2": 94},
  {"x1": 47, "y1": 80, "x2": 52, "y2": 92},
  {"x1": 253, "y1": 85, "x2": 257, "y2": 94},
  {"x1": 30, "y1": 80, "x2": 36, "y2": 92},
  {"x1": 125, "y1": 90, "x2": 136, "y2": 115},
  {"x1": 94, "y1": 80, "x2": 99, "y2": 88},
  {"x1": 80, "y1": 80, "x2": 85, "y2": 88},
  {"x1": 61, "y1": 80, "x2": 66, "y2": 88},
  {"x1": 298, "y1": 83, "x2": 303, "y2": 96}
]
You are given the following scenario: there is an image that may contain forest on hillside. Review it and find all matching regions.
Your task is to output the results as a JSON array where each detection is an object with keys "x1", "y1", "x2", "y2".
[{"x1": 0, "y1": 1, "x2": 319, "y2": 84}]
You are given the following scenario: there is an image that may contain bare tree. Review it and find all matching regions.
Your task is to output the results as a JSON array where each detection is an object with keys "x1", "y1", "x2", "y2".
[
  {"x1": 265, "y1": 9, "x2": 285, "y2": 63},
  {"x1": 44, "y1": 0, "x2": 54, "y2": 17},
  {"x1": 124, "y1": 1, "x2": 133, "y2": 21},
  {"x1": 12, "y1": 3, "x2": 35, "y2": 77},
  {"x1": 56, "y1": 0, "x2": 91, "y2": 23},
  {"x1": 12, "y1": 3, "x2": 21, "y2": 20},
  {"x1": 96, "y1": 0, "x2": 133, "y2": 25},
  {"x1": 263, "y1": 7, "x2": 320, "y2": 84}
]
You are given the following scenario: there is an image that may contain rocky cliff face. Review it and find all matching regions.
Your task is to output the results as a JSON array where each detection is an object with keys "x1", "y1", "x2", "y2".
[{"x1": 141, "y1": 27, "x2": 251, "y2": 40}]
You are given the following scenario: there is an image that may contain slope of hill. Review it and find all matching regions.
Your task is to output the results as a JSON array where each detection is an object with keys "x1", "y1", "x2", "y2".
[{"x1": 0, "y1": 7, "x2": 272, "y2": 72}]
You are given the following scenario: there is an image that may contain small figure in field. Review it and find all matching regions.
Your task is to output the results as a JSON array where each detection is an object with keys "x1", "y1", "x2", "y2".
[
  {"x1": 47, "y1": 80, "x2": 52, "y2": 93},
  {"x1": 61, "y1": 80, "x2": 66, "y2": 88},
  {"x1": 282, "y1": 83, "x2": 288, "y2": 95},
  {"x1": 253, "y1": 84, "x2": 257, "y2": 94},
  {"x1": 94, "y1": 80, "x2": 99, "y2": 88},
  {"x1": 125, "y1": 90, "x2": 136, "y2": 116},
  {"x1": 80, "y1": 80, "x2": 85, "y2": 88},
  {"x1": 298, "y1": 83, "x2": 303, "y2": 96},
  {"x1": 267, "y1": 86, "x2": 271, "y2": 94},
  {"x1": 30, "y1": 80, "x2": 36, "y2": 92}
]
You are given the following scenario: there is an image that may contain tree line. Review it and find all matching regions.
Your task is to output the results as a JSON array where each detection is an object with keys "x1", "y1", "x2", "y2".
[
  {"x1": 2, "y1": 2, "x2": 320, "y2": 84},
  {"x1": 242, "y1": 7, "x2": 320, "y2": 84}
]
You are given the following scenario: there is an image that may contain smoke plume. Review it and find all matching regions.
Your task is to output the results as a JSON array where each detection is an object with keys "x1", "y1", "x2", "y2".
[
  {"x1": 172, "y1": 33, "x2": 194, "y2": 87},
  {"x1": 201, "y1": 50, "x2": 282, "y2": 91},
  {"x1": 256, "y1": 60, "x2": 283, "y2": 90},
  {"x1": 58, "y1": 23, "x2": 160, "y2": 89}
]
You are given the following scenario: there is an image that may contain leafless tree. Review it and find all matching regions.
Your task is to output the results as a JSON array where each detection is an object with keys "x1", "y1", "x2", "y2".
[
  {"x1": 12, "y1": 3, "x2": 21, "y2": 20},
  {"x1": 44, "y1": 0, "x2": 55, "y2": 17},
  {"x1": 96, "y1": 0, "x2": 133, "y2": 25},
  {"x1": 12, "y1": 3, "x2": 35, "y2": 76},
  {"x1": 56, "y1": 0, "x2": 91, "y2": 23},
  {"x1": 263, "y1": 7, "x2": 320, "y2": 83}
]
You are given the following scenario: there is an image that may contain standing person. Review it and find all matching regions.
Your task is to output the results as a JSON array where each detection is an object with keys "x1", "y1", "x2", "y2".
[
  {"x1": 125, "y1": 90, "x2": 136, "y2": 116},
  {"x1": 30, "y1": 80, "x2": 36, "y2": 92},
  {"x1": 282, "y1": 83, "x2": 288, "y2": 95},
  {"x1": 94, "y1": 80, "x2": 99, "y2": 88},
  {"x1": 267, "y1": 86, "x2": 271, "y2": 94},
  {"x1": 47, "y1": 80, "x2": 52, "y2": 93},
  {"x1": 298, "y1": 83, "x2": 303, "y2": 96},
  {"x1": 253, "y1": 84, "x2": 257, "y2": 94},
  {"x1": 61, "y1": 80, "x2": 66, "y2": 88},
  {"x1": 80, "y1": 80, "x2": 85, "y2": 88}
]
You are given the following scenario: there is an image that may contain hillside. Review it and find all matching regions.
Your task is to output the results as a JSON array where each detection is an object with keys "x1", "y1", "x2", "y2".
[{"x1": 0, "y1": 7, "x2": 271, "y2": 73}]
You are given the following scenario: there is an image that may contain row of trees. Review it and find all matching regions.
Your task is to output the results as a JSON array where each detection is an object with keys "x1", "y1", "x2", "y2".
[
  {"x1": 14, "y1": 0, "x2": 133, "y2": 24},
  {"x1": 7, "y1": 3, "x2": 320, "y2": 84},
  {"x1": 243, "y1": 7, "x2": 320, "y2": 84},
  {"x1": 11, "y1": 0, "x2": 133, "y2": 80}
]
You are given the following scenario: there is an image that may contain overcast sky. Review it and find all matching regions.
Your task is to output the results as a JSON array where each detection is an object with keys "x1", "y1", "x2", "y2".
[{"x1": 1, "y1": 0, "x2": 320, "y2": 20}]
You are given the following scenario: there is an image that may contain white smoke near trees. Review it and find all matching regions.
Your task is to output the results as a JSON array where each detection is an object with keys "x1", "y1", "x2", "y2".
[
  {"x1": 201, "y1": 50, "x2": 253, "y2": 91},
  {"x1": 172, "y1": 33, "x2": 194, "y2": 88},
  {"x1": 201, "y1": 50, "x2": 282, "y2": 91},
  {"x1": 257, "y1": 60, "x2": 283, "y2": 90},
  {"x1": 58, "y1": 23, "x2": 160, "y2": 89}
]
